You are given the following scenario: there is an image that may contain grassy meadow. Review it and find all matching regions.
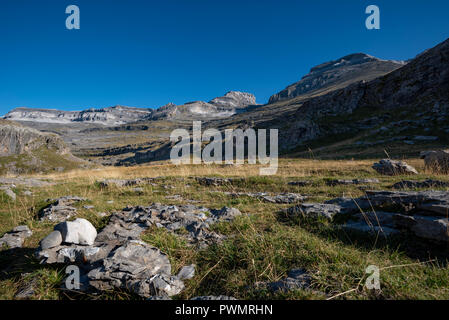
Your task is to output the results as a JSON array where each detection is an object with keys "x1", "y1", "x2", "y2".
[{"x1": 1, "y1": 158, "x2": 449, "y2": 300}]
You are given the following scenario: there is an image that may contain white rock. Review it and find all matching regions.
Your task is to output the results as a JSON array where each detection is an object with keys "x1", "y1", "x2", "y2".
[{"x1": 55, "y1": 218, "x2": 97, "y2": 246}]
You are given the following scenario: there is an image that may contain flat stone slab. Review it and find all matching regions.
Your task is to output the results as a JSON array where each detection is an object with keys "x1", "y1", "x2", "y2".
[
  {"x1": 287, "y1": 190, "x2": 449, "y2": 242},
  {"x1": 372, "y1": 159, "x2": 418, "y2": 176},
  {"x1": 391, "y1": 179, "x2": 449, "y2": 189}
]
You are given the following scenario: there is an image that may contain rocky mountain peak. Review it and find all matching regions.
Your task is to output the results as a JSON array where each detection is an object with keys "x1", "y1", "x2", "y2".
[
  {"x1": 269, "y1": 53, "x2": 406, "y2": 104},
  {"x1": 209, "y1": 91, "x2": 257, "y2": 109}
]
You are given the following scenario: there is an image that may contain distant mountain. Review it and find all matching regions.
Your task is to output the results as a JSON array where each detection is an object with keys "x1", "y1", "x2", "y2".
[
  {"x1": 3, "y1": 91, "x2": 258, "y2": 125},
  {"x1": 3, "y1": 105, "x2": 152, "y2": 126},
  {"x1": 268, "y1": 53, "x2": 406, "y2": 103},
  {"x1": 209, "y1": 91, "x2": 257, "y2": 109}
]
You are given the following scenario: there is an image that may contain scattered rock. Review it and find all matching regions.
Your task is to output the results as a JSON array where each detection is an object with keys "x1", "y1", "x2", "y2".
[
  {"x1": 133, "y1": 187, "x2": 144, "y2": 194},
  {"x1": 226, "y1": 191, "x2": 306, "y2": 204},
  {"x1": 40, "y1": 230, "x2": 63, "y2": 250},
  {"x1": 2, "y1": 188, "x2": 16, "y2": 201},
  {"x1": 55, "y1": 218, "x2": 97, "y2": 246},
  {"x1": 256, "y1": 269, "x2": 311, "y2": 293},
  {"x1": 23, "y1": 190, "x2": 32, "y2": 196},
  {"x1": 286, "y1": 203, "x2": 342, "y2": 220},
  {"x1": 196, "y1": 177, "x2": 235, "y2": 186},
  {"x1": 326, "y1": 178, "x2": 380, "y2": 186},
  {"x1": 14, "y1": 274, "x2": 38, "y2": 299},
  {"x1": 191, "y1": 296, "x2": 237, "y2": 300},
  {"x1": 83, "y1": 205, "x2": 95, "y2": 210},
  {"x1": 288, "y1": 181, "x2": 312, "y2": 187},
  {"x1": 372, "y1": 159, "x2": 418, "y2": 176},
  {"x1": 39, "y1": 196, "x2": 87, "y2": 222},
  {"x1": 0, "y1": 177, "x2": 54, "y2": 188},
  {"x1": 165, "y1": 194, "x2": 183, "y2": 201},
  {"x1": 98, "y1": 178, "x2": 158, "y2": 188},
  {"x1": 0, "y1": 226, "x2": 32, "y2": 249},
  {"x1": 209, "y1": 207, "x2": 242, "y2": 222}
]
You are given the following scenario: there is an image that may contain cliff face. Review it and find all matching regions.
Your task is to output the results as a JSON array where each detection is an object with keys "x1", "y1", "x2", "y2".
[
  {"x1": 0, "y1": 120, "x2": 68, "y2": 156},
  {"x1": 0, "y1": 120, "x2": 86, "y2": 174},
  {"x1": 269, "y1": 53, "x2": 405, "y2": 104},
  {"x1": 3, "y1": 106, "x2": 153, "y2": 126},
  {"x1": 3, "y1": 91, "x2": 259, "y2": 125}
]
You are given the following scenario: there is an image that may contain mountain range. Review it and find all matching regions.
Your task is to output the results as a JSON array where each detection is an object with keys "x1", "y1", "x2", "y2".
[{"x1": 1, "y1": 38, "x2": 448, "y2": 171}]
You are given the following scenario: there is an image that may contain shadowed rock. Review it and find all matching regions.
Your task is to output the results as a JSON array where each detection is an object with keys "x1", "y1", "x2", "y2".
[{"x1": 391, "y1": 179, "x2": 449, "y2": 189}]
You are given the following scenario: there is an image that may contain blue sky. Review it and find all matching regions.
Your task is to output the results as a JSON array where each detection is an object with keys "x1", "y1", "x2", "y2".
[{"x1": 0, "y1": 0, "x2": 448, "y2": 115}]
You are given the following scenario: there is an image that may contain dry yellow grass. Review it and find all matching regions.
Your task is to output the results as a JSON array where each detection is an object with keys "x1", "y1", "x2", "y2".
[{"x1": 36, "y1": 158, "x2": 428, "y2": 183}]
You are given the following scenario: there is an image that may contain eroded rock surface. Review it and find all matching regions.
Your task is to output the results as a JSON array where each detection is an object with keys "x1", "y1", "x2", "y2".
[
  {"x1": 35, "y1": 203, "x2": 243, "y2": 298},
  {"x1": 228, "y1": 192, "x2": 306, "y2": 204},
  {"x1": 0, "y1": 226, "x2": 32, "y2": 249},
  {"x1": 38, "y1": 196, "x2": 87, "y2": 222},
  {"x1": 372, "y1": 159, "x2": 418, "y2": 176},
  {"x1": 391, "y1": 179, "x2": 449, "y2": 189},
  {"x1": 327, "y1": 178, "x2": 380, "y2": 186},
  {"x1": 256, "y1": 269, "x2": 311, "y2": 293}
]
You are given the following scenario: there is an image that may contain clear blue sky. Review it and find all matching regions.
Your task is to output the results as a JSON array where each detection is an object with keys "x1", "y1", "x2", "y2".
[{"x1": 0, "y1": 0, "x2": 448, "y2": 115}]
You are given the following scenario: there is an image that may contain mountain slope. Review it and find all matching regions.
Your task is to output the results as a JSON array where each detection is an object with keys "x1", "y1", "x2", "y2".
[
  {"x1": 269, "y1": 53, "x2": 405, "y2": 104},
  {"x1": 276, "y1": 38, "x2": 449, "y2": 155}
]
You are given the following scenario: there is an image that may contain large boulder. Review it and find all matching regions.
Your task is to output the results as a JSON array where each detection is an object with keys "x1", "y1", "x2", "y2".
[
  {"x1": 372, "y1": 159, "x2": 418, "y2": 176},
  {"x1": 421, "y1": 150, "x2": 449, "y2": 173}
]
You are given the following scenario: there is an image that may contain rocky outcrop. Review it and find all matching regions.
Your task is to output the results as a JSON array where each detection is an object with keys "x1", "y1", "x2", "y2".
[
  {"x1": 372, "y1": 159, "x2": 418, "y2": 176},
  {"x1": 0, "y1": 120, "x2": 68, "y2": 156},
  {"x1": 38, "y1": 196, "x2": 87, "y2": 222},
  {"x1": 269, "y1": 53, "x2": 405, "y2": 103}
]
